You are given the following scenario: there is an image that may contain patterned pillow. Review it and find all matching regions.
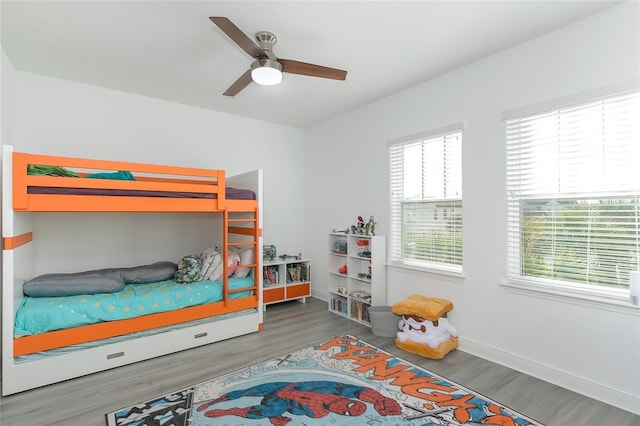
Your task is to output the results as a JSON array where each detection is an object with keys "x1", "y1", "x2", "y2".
[
  {"x1": 174, "y1": 255, "x2": 202, "y2": 283},
  {"x1": 232, "y1": 248, "x2": 254, "y2": 278},
  {"x1": 199, "y1": 247, "x2": 221, "y2": 281}
]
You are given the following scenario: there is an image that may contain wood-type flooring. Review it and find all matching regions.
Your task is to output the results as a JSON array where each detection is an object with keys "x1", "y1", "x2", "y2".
[{"x1": 1, "y1": 297, "x2": 638, "y2": 425}]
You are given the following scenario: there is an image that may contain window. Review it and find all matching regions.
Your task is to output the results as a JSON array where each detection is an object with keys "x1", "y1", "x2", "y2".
[
  {"x1": 389, "y1": 124, "x2": 463, "y2": 272},
  {"x1": 506, "y1": 90, "x2": 639, "y2": 296}
]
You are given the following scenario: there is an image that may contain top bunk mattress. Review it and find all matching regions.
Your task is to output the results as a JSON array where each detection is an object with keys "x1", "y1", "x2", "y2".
[
  {"x1": 26, "y1": 186, "x2": 256, "y2": 200},
  {"x1": 7, "y1": 148, "x2": 258, "y2": 211}
]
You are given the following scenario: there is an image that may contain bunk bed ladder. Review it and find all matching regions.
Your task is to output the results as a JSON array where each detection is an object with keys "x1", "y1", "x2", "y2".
[
  {"x1": 224, "y1": 205, "x2": 261, "y2": 306},
  {"x1": 222, "y1": 209, "x2": 229, "y2": 305}
]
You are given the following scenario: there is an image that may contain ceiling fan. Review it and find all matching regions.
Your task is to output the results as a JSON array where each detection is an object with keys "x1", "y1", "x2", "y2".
[{"x1": 209, "y1": 17, "x2": 348, "y2": 96}]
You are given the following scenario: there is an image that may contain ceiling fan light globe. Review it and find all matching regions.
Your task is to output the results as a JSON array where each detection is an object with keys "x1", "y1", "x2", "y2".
[
  {"x1": 251, "y1": 58, "x2": 283, "y2": 85},
  {"x1": 252, "y1": 67, "x2": 282, "y2": 85}
]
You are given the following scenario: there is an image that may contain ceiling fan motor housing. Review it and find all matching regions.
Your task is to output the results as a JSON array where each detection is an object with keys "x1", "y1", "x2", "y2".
[
  {"x1": 251, "y1": 57, "x2": 282, "y2": 72},
  {"x1": 255, "y1": 31, "x2": 277, "y2": 52}
]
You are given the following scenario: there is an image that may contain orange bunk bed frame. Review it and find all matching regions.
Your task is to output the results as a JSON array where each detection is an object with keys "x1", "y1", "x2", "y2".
[{"x1": 6, "y1": 151, "x2": 262, "y2": 357}]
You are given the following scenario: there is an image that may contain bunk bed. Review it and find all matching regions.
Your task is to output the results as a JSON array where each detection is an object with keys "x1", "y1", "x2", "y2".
[{"x1": 1, "y1": 146, "x2": 263, "y2": 395}]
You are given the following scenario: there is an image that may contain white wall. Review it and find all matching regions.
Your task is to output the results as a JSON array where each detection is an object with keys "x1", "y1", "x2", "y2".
[
  {"x1": 3, "y1": 64, "x2": 306, "y2": 271},
  {"x1": 304, "y1": 2, "x2": 639, "y2": 414},
  {"x1": 1, "y1": 50, "x2": 15, "y2": 147}
]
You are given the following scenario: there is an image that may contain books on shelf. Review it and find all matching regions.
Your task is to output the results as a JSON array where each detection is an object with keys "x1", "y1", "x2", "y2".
[
  {"x1": 263, "y1": 266, "x2": 279, "y2": 286},
  {"x1": 264, "y1": 260, "x2": 310, "y2": 287},
  {"x1": 350, "y1": 299, "x2": 370, "y2": 323},
  {"x1": 286, "y1": 262, "x2": 309, "y2": 283},
  {"x1": 330, "y1": 296, "x2": 347, "y2": 314}
]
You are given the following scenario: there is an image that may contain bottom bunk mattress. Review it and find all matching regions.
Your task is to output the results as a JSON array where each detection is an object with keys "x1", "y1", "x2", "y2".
[{"x1": 14, "y1": 276, "x2": 255, "y2": 336}]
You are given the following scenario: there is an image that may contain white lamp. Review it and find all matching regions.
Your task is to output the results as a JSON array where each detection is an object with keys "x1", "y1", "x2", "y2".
[{"x1": 251, "y1": 58, "x2": 282, "y2": 86}]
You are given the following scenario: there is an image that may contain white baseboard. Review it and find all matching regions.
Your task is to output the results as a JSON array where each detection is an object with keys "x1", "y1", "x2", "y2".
[
  {"x1": 459, "y1": 336, "x2": 640, "y2": 416},
  {"x1": 311, "y1": 290, "x2": 328, "y2": 302}
]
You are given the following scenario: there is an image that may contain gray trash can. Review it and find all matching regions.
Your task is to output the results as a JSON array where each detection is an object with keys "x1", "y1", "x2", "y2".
[{"x1": 369, "y1": 306, "x2": 399, "y2": 337}]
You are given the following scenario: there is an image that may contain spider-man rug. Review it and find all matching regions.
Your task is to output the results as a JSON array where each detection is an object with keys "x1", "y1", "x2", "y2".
[{"x1": 106, "y1": 335, "x2": 544, "y2": 426}]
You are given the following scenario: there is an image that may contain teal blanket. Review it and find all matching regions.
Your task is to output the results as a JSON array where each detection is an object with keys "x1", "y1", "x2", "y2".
[{"x1": 14, "y1": 276, "x2": 254, "y2": 336}]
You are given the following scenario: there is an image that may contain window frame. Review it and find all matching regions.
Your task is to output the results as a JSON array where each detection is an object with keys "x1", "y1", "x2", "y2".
[
  {"x1": 387, "y1": 123, "x2": 464, "y2": 277},
  {"x1": 502, "y1": 85, "x2": 639, "y2": 312}
]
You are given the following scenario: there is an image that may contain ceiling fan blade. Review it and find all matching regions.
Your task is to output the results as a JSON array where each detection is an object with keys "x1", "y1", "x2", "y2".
[
  {"x1": 209, "y1": 17, "x2": 264, "y2": 58},
  {"x1": 223, "y1": 69, "x2": 253, "y2": 96},
  {"x1": 279, "y1": 59, "x2": 347, "y2": 81}
]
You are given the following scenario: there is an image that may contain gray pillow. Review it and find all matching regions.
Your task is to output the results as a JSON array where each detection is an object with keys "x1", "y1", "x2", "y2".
[
  {"x1": 122, "y1": 261, "x2": 177, "y2": 284},
  {"x1": 23, "y1": 261, "x2": 178, "y2": 297},
  {"x1": 23, "y1": 274, "x2": 125, "y2": 297}
]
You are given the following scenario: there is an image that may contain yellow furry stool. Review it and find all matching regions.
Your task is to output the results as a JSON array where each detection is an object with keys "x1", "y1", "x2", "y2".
[{"x1": 392, "y1": 295, "x2": 458, "y2": 360}]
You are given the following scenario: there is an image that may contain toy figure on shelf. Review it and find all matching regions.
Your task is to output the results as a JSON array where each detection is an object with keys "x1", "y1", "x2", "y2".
[
  {"x1": 263, "y1": 245, "x2": 277, "y2": 261},
  {"x1": 279, "y1": 253, "x2": 302, "y2": 260},
  {"x1": 365, "y1": 216, "x2": 376, "y2": 235},
  {"x1": 351, "y1": 215, "x2": 368, "y2": 235}
]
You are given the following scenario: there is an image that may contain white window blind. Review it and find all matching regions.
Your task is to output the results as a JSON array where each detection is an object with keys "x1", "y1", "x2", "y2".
[
  {"x1": 389, "y1": 127, "x2": 462, "y2": 271},
  {"x1": 506, "y1": 90, "x2": 639, "y2": 291}
]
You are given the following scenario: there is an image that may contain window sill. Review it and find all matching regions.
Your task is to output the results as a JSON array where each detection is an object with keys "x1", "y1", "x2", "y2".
[
  {"x1": 387, "y1": 261, "x2": 466, "y2": 283},
  {"x1": 501, "y1": 278, "x2": 639, "y2": 315}
]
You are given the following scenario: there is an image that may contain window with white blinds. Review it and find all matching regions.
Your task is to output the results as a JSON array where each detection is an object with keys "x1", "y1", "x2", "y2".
[
  {"x1": 389, "y1": 126, "x2": 463, "y2": 272},
  {"x1": 506, "y1": 90, "x2": 639, "y2": 293}
]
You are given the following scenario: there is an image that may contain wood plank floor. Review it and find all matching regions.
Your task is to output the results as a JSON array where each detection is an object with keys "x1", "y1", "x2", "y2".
[{"x1": 1, "y1": 297, "x2": 638, "y2": 425}]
